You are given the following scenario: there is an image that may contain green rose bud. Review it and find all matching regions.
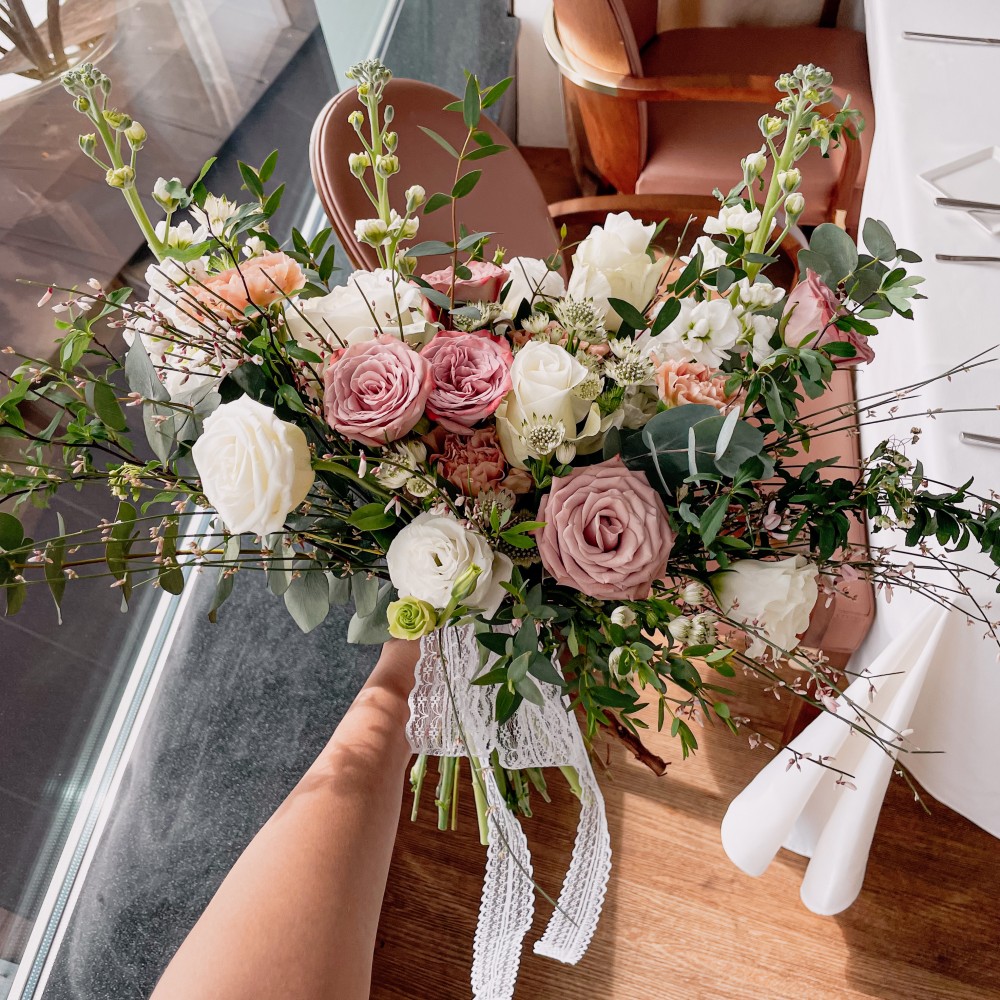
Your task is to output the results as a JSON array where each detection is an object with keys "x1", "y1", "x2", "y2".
[{"x1": 386, "y1": 596, "x2": 438, "y2": 640}]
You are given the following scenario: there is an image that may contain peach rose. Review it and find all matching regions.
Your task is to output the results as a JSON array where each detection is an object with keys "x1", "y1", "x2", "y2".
[
  {"x1": 655, "y1": 359, "x2": 740, "y2": 412},
  {"x1": 192, "y1": 252, "x2": 305, "y2": 320},
  {"x1": 428, "y1": 427, "x2": 531, "y2": 497}
]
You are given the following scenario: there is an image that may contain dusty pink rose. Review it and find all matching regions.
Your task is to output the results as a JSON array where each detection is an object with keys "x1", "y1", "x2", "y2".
[
  {"x1": 323, "y1": 334, "x2": 433, "y2": 448},
  {"x1": 419, "y1": 260, "x2": 510, "y2": 320},
  {"x1": 656, "y1": 359, "x2": 740, "y2": 412},
  {"x1": 193, "y1": 252, "x2": 305, "y2": 319},
  {"x1": 783, "y1": 269, "x2": 874, "y2": 365},
  {"x1": 536, "y1": 456, "x2": 674, "y2": 601},
  {"x1": 428, "y1": 427, "x2": 531, "y2": 497},
  {"x1": 422, "y1": 330, "x2": 513, "y2": 433}
]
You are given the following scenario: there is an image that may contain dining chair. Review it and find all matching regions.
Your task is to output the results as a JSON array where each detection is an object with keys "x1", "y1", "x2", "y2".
[
  {"x1": 545, "y1": 0, "x2": 874, "y2": 234},
  {"x1": 310, "y1": 78, "x2": 564, "y2": 273}
]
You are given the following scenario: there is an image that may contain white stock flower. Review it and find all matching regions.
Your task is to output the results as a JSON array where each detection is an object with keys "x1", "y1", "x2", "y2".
[
  {"x1": 735, "y1": 277, "x2": 785, "y2": 310},
  {"x1": 704, "y1": 204, "x2": 763, "y2": 236},
  {"x1": 711, "y1": 556, "x2": 819, "y2": 658},
  {"x1": 567, "y1": 212, "x2": 663, "y2": 331},
  {"x1": 154, "y1": 220, "x2": 206, "y2": 250},
  {"x1": 353, "y1": 210, "x2": 418, "y2": 247},
  {"x1": 494, "y1": 340, "x2": 600, "y2": 466},
  {"x1": 189, "y1": 194, "x2": 240, "y2": 234},
  {"x1": 192, "y1": 395, "x2": 314, "y2": 536},
  {"x1": 501, "y1": 256, "x2": 566, "y2": 316},
  {"x1": 386, "y1": 510, "x2": 513, "y2": 616},
  {"x1": 285, "y1": 268, "x2": 425, "y2": 352},
  {"x1": 685, "y1": 235, "x2": 729, "y2": 270},
  {"x1": 639, "y1": 298, "x2": 740, "y2": 367}
]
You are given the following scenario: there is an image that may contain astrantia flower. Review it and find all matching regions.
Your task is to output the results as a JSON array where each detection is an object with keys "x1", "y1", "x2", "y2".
[
  {"x1": 604, "y1": 343, "x2": 653, "y2": 387},
  {"x1": 554, "y1": 296, "x2": 606, "y2": 342}
]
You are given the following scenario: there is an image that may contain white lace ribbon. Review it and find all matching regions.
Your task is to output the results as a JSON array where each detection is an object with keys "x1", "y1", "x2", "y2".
[{"x1": 407, "y1": 625, "x2": 611, "y2": 1000}]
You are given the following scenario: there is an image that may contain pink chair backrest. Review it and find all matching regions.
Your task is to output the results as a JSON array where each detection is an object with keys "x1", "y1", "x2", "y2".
[{"x1": 310, "y1": 78, "x2": 561, "y2": 273}]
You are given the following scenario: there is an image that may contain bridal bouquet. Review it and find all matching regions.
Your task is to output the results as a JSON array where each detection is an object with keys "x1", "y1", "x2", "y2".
[{"x1": 2, "y1": 59, "x2": 998, "y2": 995}]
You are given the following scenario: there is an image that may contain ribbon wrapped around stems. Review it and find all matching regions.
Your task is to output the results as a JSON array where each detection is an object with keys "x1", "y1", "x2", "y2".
[{"x1": 407, "y1": 624, "x2": 611, "y2": 1000}]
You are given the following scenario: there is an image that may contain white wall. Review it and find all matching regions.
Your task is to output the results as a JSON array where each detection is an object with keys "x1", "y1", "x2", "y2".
[{"x1": 512, "y1": 0, "x2": 568, "y2": 147}]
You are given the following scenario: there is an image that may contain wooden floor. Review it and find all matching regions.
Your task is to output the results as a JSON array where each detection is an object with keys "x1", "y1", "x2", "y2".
[
  {"x1": 371, "y1": 147, "x2": 1000, "y2": 999},
  {"x1": 372, "y1": 664, "x2": 1000, "y2": 1000}
]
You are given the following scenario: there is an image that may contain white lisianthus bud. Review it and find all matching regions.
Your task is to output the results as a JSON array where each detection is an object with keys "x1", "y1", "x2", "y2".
[
  {"x1": 778, "y1": 168, "x2": 801, "y2": 193},
  {"x1": 375, "y1": 154, "x2": 399, "y2": 177},
  {"x1": 681, "y1": 581, "x2": 706, "y2": 605},
  {"x1": 785, "y1": 193, "x2": 805, "y2": 219},
  {"x1": 405, "y1": 184, "x2": 426, "y2": 211},
  {"x1": 555, "y1": 441, "x2": 577, "y2": 465},
  {"x1": 667, "y1": 616, "x2": 692, "y2": 643},
  {"x1": 611, "y1": 606, "x2": 637, "y2": 627},
  {"x1": 741, "y1": 148, "x2": 767, "y2": 180},
  {"x1": 348, "y1": 151, "x2": 370, "y2": 177}
]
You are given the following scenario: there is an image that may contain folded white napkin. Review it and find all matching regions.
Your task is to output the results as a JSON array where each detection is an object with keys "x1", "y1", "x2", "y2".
[{"x1": 721, "y1": 606, "x2": 949, "y2": 914}]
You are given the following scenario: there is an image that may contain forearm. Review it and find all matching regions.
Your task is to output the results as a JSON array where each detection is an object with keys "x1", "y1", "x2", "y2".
[{"x1": 151, "y1": 640, "x2": 419, "y2": 1000}]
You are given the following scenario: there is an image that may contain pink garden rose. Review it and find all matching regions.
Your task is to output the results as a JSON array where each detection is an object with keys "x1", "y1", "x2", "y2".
[
  {"x1": 323, "y1": 334, "x2": 433, "y2": 448},
  {"x1": 536, "y1": 456, "x2": 674, "y2": 600},
  {"x1": 418, "y1": 260, "x2": 510, "y2": 320},
  {"x1": 428, "y1": 427, "x2": 532, "y2": 497},
  {"x1": 655, "y1": 359, "x2": 739, "y2": 412},
  {"x1": 783, "y1": 269, "x2": 875, "y2": 365},
  {"x1": 193, "y1": 252, "x2": 304, "y2": 320},
  {"x1": 422, "y1": 330, "x2": 513, "y2": 433}
]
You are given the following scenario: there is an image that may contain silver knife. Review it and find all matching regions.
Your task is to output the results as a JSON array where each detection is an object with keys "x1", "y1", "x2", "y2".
[
  {"x1": 936, "y1": 254, "x2": 1000, "y2": 262},
  {"x1": 904, "y1": 30, "x2": 1000, "y2": 45},
  {"x1": 936, "y1": 197, "x2": 1000, "y2": 214},
  {"x1": 960, "y1": 432, "x2": 1000, "y2": 449}
]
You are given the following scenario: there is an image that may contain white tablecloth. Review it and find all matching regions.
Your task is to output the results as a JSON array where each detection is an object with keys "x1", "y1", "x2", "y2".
[{"x1": 854, "y1": 0, "x2": 1000, "y2": 836}]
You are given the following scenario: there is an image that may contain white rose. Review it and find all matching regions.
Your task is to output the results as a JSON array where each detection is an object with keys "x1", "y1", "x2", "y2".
[
  {"x1": 285, "y1": 268, "x2": 425, "y2": 352},
  {"x1": 567, "y1": 212, "x2": 663, "y2": 331},
  {"x1": 639, "y1": 298, "x2": 740, "y2": 367},
  {"x1": 192, "y1": 395, "x2": 314, "y2": 536},
  {"x1": 501, "y1": 256, "x2": 566, "y2": 316},
  {"x1": 711, "y1": 556, "x2": 819, "y2": 658},
  {"x1": 495, "y1": 341, "x2": 600, "y2": 466},
  {"x1": 386, "y1": 511, "x2": 513, "y2": 616}
]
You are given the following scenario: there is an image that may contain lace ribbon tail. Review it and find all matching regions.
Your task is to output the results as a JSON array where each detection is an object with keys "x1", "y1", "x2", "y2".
[
  {"x1": 471, "y1": 764, "x2": 535, "y2": 1000},
  {"x1": 533, "y1": 744, "x2": 611, "y2": 963}
]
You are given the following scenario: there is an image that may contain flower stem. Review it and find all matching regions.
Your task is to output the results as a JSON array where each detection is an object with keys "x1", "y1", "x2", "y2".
[
  {"x1": 471, "y1": 757, "x2": 490, "y2": 846},
  {"x1": 409, "y1": 753, "x2": 428, "y2": 822}
]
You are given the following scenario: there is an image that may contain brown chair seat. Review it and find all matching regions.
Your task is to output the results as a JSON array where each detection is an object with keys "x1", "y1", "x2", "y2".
[{"x1": 636, "y1": 27, "x2": 873, "y2": 228}]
